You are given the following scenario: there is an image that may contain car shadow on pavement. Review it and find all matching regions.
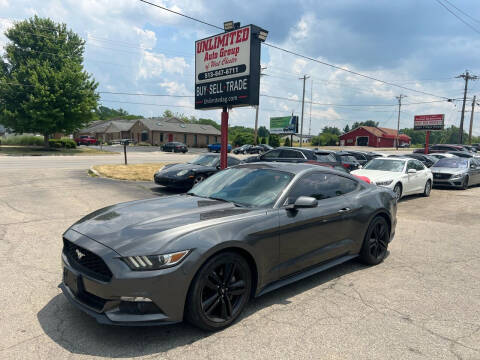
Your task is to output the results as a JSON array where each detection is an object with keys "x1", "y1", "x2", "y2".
[{"x1": 37, "y1": 259, "x2": 370, "y2": 358}]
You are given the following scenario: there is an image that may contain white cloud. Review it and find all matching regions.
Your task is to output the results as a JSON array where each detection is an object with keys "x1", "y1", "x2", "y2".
[{"x1": 137, "y1": 51, "x2": 189, "y2": 79}]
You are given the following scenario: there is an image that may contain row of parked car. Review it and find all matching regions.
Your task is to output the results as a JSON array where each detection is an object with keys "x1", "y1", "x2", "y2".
[{"x1": 154, "y1": 145, "x2": 480, "y2": 199}]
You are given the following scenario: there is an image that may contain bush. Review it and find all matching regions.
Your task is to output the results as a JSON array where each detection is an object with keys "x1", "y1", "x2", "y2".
[
  {"x1": 283, "y1": 137, "x2": 291, "y2": 146},
  {"x1": 48, "y1": 138, "x2": 77, "y2": 149},
  {"x1": 261, "y1": 137, "x2": 266, "y2": 144},
  {"x1": 48, "y1": 139, "x2": 62, "y2": 148},
  {"x1": 1, "y1": 135, "x2": 44, "y2": 146},
  {"x1": 268, "y1": 134, "x2": 280, "y2": 147},
  {"x1": 137, "y1": 142, "x2": 151, "y2": 146}
]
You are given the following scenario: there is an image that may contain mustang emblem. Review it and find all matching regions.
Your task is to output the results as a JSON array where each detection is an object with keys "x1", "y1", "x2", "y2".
[{"x1": 75, "y1": 249, "x2": 86, "y2": 260}]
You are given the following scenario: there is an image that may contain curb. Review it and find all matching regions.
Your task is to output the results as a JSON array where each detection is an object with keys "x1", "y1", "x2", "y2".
[{"x1": 88, "y1": 166, "x2": 101, "y2": 177}]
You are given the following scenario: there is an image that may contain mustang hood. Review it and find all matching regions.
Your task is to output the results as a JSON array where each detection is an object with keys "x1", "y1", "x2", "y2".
[{"x1": 68, "y1": 195, "x2": 253, "y2": 255}]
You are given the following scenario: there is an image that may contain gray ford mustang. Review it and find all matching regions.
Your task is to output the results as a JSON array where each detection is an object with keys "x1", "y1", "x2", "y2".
[{"x1": 60, "y1": 162, "x2": 397, "y2": 331}]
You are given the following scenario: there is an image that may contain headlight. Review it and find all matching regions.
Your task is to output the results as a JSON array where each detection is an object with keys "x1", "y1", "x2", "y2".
[
  {"x1": 376, "y1": 180, "x2": 393, "y2": 186},
  {"x1": 122, "y1": 250, "x2": 190, "y2": 271},
  {"x1": 451, "y1": 174, "x2": 463, "y2": 179},
  {"x1": 176, "y1": 169, "x2": 190, "y2": 176}
]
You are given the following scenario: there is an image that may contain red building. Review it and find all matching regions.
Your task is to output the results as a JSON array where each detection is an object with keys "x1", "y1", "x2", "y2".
[{"x1": 339, "y1": 126, "x2": 411, "y2": 148}]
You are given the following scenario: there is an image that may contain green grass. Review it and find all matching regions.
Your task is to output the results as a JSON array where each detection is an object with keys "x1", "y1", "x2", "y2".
[{"x1": 0, "y1": 146, "x2": 116, "y2": 156}]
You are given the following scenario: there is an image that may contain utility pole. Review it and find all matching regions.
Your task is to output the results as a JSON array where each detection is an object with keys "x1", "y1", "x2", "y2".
[
  {"x1": 309, "y1": 79, "x2": 313, "y2": 136},
  {"x1": 254, "y1": 67, "x2": 267, "y2": 145},
  {"x1": 457, "y1": 71, "x2": 478, "y2": 144},
  {"x1": 468, "y1": 95, "x2": 476, "y2": 144},
  {"x1": 395, "y1": 94, "x2": 407, "y2": 150},
  {"x1": 299, "y1": 74, "x2": 309, "y2": 147}
]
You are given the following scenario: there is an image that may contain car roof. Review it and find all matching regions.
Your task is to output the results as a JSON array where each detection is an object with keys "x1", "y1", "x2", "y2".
[{"x1": 235, "y1": 161, "x2": 354, "y2": 176}]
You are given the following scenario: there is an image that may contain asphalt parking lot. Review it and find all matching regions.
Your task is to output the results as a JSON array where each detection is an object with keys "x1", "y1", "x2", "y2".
[{"x1": 1, "y1": 155, "x2": 479, "y2": 359}]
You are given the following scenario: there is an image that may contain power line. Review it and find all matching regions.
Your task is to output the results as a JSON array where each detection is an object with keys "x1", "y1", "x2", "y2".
[
  {"x1": 137, "y1": 0, "x2": 453, "y2": 100},
  {"x1": 434, "y1": 0, "x2": 480, "y2": 35},
  {"x1": 138, "y1": 0, "x2": 223, "y2": 31},
  {"x1": 440, "y1": 0, "x2": 480, "y2": 25},
  {"x1": 100, "y1": 99, "x2": 194, "y2": 109}
]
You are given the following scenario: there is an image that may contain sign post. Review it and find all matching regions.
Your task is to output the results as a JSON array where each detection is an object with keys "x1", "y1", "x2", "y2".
[
  {"x1": 195, "y1": 23, "x2": 267, "y2": 169},
  {"x1": 413, "y1": 114, "x2": 444, "y2": 154}
]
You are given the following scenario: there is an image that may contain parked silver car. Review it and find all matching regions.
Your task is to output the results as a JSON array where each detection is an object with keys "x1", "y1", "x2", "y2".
[{"x1": 431, "y1": 158, "x2": 480, "y2": 189}]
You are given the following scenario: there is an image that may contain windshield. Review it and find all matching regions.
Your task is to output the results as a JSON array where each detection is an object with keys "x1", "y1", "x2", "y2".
[
  {"x1": 316, "y1": 154, "x2": 336, "y2": 162},
  {"x1": 432, "y1": 158, "x2": 468, "y2": 168},
  {"x1": 189, "y1": 155, "x2": 219, "y2": 167},
  {"x1": 364, "y1": 158, "x2": 405, "y2": 172},
  {"x1": 188, "y1": 168, "x2": 294, "y2": 207}
]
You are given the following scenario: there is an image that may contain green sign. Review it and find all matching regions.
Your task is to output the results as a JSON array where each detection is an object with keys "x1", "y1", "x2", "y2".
[{"x1": 270, "y1": 115, "x2": 298, "y2": 135}]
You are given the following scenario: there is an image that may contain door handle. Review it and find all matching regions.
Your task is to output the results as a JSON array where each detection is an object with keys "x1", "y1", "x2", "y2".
[{"x1": 337, "y1": 207, "x2": 351, "y2": 213}]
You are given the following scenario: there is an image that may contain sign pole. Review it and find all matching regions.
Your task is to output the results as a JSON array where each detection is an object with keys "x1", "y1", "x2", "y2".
[
  {"x1": 424, "y1": 131, "x2": 430, "y2": 154},
  {"x1": 220, "y1": 107, "x2": 228, "y2": 169},
  {"x1": 123, "y1": 142, "x2": 128, "y2": 165}
]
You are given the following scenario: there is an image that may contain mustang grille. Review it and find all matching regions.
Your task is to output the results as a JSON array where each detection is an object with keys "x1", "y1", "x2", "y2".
[
  {"x1": 63, "y1": 239, "x2": 112, "y2": 282},
  {"x1": 433, "y1": 173, "x2": 451, "y2": 180}
]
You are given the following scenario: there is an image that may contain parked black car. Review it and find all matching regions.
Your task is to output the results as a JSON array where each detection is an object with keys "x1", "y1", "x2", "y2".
[
  {"x1": 431, "y1": 157, "x2": 480, "y2": 189},
  {"x1": 389, "y1": 153, "x2": 438, "y2": 168},
  {"x1": 314, "y1": 150, "x2": 361, "y2": 171},
  {"x1": 258, "y1": 144, "x2": 274, "y2": 152},
  {"x1": 447, "y1": 151, "x2": 474, "y2": 158},
  {"x1": 340, "y1": 150, "x2": 383, "y2": 165},
  {"x1": 154, "y1": 154, "x2": 241, "y2": 189},
  {"x1": 233, "y1": 144, "x2": 263, "y2": 154},
  {"x1": 413, "y1": 144, "x2": 465, "y2": 154},
  {"x1": 244, "y1": 147, "x2": 318, "y2": 163},
  {"x1": 161, "y1": 142, "x2": 188, "y2": 153},
  {"x1": 61, "y1": 162, "x2": 397, "y2": 330}
]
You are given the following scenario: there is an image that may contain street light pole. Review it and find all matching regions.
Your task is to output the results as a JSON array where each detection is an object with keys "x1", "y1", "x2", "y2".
[
  {"x1": 299, "y1": 74, "x2": 309, "y2": 147},
  {"x1": 395, "y1": 94, "x2": 407, "y2": 150}
]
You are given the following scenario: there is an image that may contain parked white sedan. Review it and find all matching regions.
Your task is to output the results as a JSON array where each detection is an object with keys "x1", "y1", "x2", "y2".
[{"x1": 352, "y1": 157, "x2": 433, "y2": 200}]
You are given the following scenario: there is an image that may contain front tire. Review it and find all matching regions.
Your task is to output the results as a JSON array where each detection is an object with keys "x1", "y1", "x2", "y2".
[
  {"x1": 393, "y1": 183, "x2": 402, "y2": 200},
  {"x1": 185, "y1": 252, "x2": 252, "y2": 331},
  {"x1": 193, "y1": 174, "x2": 206, "y2": 185},
  {"x1": 423, "y1": 180, "x2": 432, "y2": 197},
  {"x1": 461, "y1": 176, "x2": 469, "y2": 190},
  {"x1": 359, "y1": 216, "x2": 390, "y2": 265}
]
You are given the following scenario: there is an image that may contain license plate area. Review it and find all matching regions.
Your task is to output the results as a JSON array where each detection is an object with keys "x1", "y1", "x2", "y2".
[{"x1": 63, "y1": 267, "x2": 80, "y2": 295}]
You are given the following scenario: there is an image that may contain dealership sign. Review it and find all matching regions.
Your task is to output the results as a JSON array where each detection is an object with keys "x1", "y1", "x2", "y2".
[
  {"x1": 414, "y1": 114, "x2": 445, "y2": 131},
  {"x1": 270, "y1": 116, "x2": 299, "y2": 135},
  {"x1": 195, "y1": 25, "x2": 262, "y2": 110}
]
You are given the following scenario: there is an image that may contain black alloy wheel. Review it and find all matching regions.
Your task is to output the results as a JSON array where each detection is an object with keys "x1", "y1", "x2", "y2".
[
  {"x1": 186, "y1": 252, "x2": 252, "y2": 331},
  {"x1": 359, "y1": 216, "x2": 389, "y2": 265},
  {"x1": 193, "y1": 175, "x2": 206, "y2": 185},
  {"x1": 461, "y1": 176, "x2": 469, "y2": 190}
]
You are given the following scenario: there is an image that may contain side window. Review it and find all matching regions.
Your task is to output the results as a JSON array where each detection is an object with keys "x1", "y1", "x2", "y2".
[
  {"x1": 414, "y1": 160, "x2": 425, "y2": 171},
  {"x1": 279, "y1": 150, "x2": 305, "y2": 159},
  {"x1": 227, "y1": 157, "x2": 240, "y2": 166},
  {"x1": 286, "y1": 173, "x2": 358, "y2": 204},
  {"x1": 262, "y1": 150, "x2": 281, "y2": 159},
  {"x1": 406, "y1": 161, "x2": 416, "y2": 171}
]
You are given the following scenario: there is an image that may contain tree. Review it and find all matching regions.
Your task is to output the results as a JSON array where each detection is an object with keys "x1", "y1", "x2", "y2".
[
  {"x1": 343, "y1": 124, "x2": 350, "y2": 133},
  {"x1": 322, "y1": 126, "x2": 341, "y2": 136},
  {"x1": 257, "y1": 126, "x2": 269, "y2": 138},
  {"x1": 351, "y1": 120, "x2": 379, "y2": 130},
  {"x1": 268, "y1": 134, "x2": 280, "y2": 147},
  {"x1": 260, "y1": 137, "x2": 266, "y2": 144},
  {"x1": 0, "y1": 16, "x2": 99, "y2": 146},
  {"x1": 95, "y1": 106, "x2": 142, "y2": 120},
  {"x1": 232, "y1": 133, "x2": 254, "y2": 146},
  {"x1": 284, "y1": 137, "x2": 291, "y2": 146}
]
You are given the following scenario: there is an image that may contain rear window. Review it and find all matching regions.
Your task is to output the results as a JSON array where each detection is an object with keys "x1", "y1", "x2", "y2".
[{"x1": 316, "y1": 154, "x2": 336, "y2": 162}]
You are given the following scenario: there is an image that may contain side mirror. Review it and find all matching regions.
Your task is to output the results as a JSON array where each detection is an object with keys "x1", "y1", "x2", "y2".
[
  {"x1": 287, "y1": 196, "x2": 318, "y2": 210},
  {"x1": 470, "y1": 164, "x2": 476, "y2": 169},
  {"x1": 407, "y1": 169, "x2": 417, "y2": 174}
]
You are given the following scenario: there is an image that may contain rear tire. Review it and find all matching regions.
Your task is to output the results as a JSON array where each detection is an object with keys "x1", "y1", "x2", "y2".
[
  {"x1": 423, "y1": 180, "x2": 432, "y2": 197},
  {"x1": 185, "y1": 252, "x2": 252, "y2": 331},
  {"x1": 359, "y1": 216, "x2": 390, "y2": 265}
]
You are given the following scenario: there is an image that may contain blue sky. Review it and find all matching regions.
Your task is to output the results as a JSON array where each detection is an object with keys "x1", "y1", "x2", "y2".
[{"x1": 1, "y1": 0, "x2": 480, "y2": 135}]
